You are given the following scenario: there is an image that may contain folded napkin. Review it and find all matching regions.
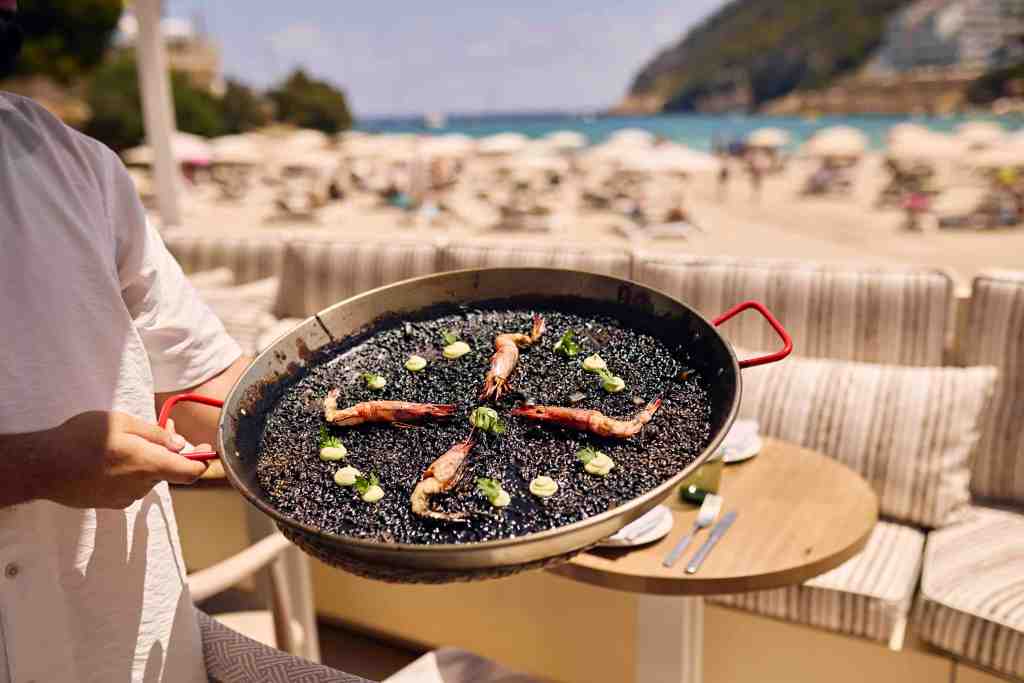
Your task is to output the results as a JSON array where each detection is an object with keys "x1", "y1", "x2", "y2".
[
  {"x1": 719, "y1": 419, "x2": 761, "y2": 462},
  {"x1": 602, "y1": 505, "x2": 672, "y2": 546}
]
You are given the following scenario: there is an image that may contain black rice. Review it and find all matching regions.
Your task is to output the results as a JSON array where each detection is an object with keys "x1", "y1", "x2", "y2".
[{"x1": 255, "y1": 300, "x2": 712, "y2": 544}]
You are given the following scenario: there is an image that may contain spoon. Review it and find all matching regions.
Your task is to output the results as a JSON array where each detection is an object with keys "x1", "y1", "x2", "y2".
[{"x1": 661, "y1": 494, "x2": 723, "y2": 568}]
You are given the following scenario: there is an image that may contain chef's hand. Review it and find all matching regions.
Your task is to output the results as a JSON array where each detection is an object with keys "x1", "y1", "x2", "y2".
[{"x1": 40, "y1": 411, "x2": 209, "y2": 509}]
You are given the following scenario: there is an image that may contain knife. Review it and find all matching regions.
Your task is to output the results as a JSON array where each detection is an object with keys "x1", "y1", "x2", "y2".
[{"x1": 685, "y1": 510, "x2": 737, "y2": 574}]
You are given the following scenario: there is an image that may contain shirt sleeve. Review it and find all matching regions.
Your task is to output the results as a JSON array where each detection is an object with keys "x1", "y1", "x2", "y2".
[{"x1": 103, "y1": 149, "x2": 241, "y2": 393}]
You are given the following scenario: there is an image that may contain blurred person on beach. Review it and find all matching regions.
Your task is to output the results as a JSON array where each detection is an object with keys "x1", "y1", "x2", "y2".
[
  {"x1": 747, "y1": 153, "x2": 763, "y2": 202},
  {"x1": 717, "y1": 153, "x2": 730, "y2": 201},
  {"x1": 0, "y1": 4, "x2": 258, "y2": 680}
]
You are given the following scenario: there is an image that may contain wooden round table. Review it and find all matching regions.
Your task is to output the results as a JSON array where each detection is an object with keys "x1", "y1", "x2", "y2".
[{"x1": 550, "y1": 438, "x2": 878, "y2": 683}]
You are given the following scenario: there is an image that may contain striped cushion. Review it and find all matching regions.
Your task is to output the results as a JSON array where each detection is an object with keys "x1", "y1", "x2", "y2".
[
  {"x1": 916, "y1": 506, "x2": 1024, "y2": 679},
  {"x1": 441, "y1": 240, "x2": 632, "y2": 279},
  {"x1": 712, "y1": 522, "x2": 924, "y2": 643},
  {"x1": 739, "y1": 352, "x2": 996, "y2": 528},
  {"x1": 164, "y1": 230, "x2": 287, "y2": 283},
  {"x1": 633, "y1": 255, "x2": 953, "y2": 366},
  {"x1": 273, "y1": 240, "x2": 441, "y2": 319},
  {"x1": 963, "y1": 271, "x2": 1024, "y2": 504}
]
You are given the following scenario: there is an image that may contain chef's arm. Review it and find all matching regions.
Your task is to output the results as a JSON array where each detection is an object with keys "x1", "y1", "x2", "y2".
[{"x1": 155, "y1": 356, "x2": 252, "y2": 451}]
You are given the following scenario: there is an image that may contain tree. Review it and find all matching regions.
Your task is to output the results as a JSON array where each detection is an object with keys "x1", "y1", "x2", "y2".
[
  {"x1": 84, "y1": 54, "x2": 225, "y2": 151},
  {"x1": 13, "y1": 0, "x2": 122, "y2": 84},
  {"x1": 220, "y1": 78, "x2": 271, "y2": 134},
  {"x1": 267, "y1": 68, "x2": 353, "y2": 134}
]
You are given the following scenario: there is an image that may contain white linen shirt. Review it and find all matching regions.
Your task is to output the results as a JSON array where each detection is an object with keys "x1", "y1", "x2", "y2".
[{"x1": 0, "y1": 92, "x2": 241, "y2": 682}]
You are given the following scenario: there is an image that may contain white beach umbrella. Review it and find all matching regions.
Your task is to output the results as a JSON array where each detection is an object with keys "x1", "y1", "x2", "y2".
[
  {"x1": 210, "y1": 134, "x2": 264, "y2": 165},
  {"x1": 969, "y1": 141, "x2": 1024, "y2": 168},
  {"x1": 888, "y1": 132, "x2": 967, "y2": 163},
  {"x1": 887, "y1": 122, "x2": 932, "y2": 146},
  {"x1": 123, "y1": 131, "x2": 213, "y2": 165},
  {"x1": 287, "y1": 128, "x2": 331, "y2": 152},
  {"x1": 931, "y1": 186, "x2": 987, "y2": 216},
  {"x1": 956, "y1": 121, "x2": 1005, "y2": 148},
  {"x1": 803, "y1": 126, "x2": 869, "y2": 158},
  {"x1": 581, "y1": 142, "x2": 625, "y2": 163},
  {"x1": 503, "y1": 153, "x2": 570, "y2": 173},
  {"x1": 478, "y1": 132, "x2": 529, "y2": 155},
  {"x1": 542, "y1": 130, "x2": 588, "y2": 151},
  {"x1": 343, "y1": 134, "x2": 417, "y2": 159},
  {"x1": 607, "y1": 128, "x2": 655, "y2": 147},
  {"x1": 419, "y1": 134, "x2": 476, "y2": 157},
  {"x1": 746, "y1": 127, "x2": 790, "y2": 148},
  {"x1": 618, "y1": 145, "x2": 719, "y2": 174}
]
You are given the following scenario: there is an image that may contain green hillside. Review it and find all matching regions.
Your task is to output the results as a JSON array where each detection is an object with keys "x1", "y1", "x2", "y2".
[{"x1": 627, "y1": 0, "x2": 911, "y2": 112}]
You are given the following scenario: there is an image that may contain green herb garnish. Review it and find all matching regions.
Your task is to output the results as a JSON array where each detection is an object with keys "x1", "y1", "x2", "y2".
[
  {"x1": 476, "y1": 477, "x2": 502, "y2": 502},
  {"x1": 469, "y1": 406, "x2": 506, "y2": 434},
  {"x1": 553, "y1": 329, "x2": 580, "y2": 357},
  {"x1": 441, "y1": 329, "x2": 459, "y2": 346},
  {"x1": 354, "y1": 473, "x2": 379, "y2": 496},
  {"x1": 362, "y1": 372, "x2": 387, "y2": 390},
  {"x1": 319, "y1": 426, "x2": 342, "y2": 449},
  {"x1": 576, "y1": 446, "x2": 599, "y2": 464},
  {"x1": 596, "y1": 368, "x2": 625, "y2": 393}
]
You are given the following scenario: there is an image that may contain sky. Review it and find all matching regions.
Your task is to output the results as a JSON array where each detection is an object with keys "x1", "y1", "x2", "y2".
[{"x1": 164, "y1": 0, "x2": 727, "y2": 118}]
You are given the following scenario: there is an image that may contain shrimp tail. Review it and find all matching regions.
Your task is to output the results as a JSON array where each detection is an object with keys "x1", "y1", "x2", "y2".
[
  {"x1": 479, "y1": 375, "x2": 505, "y2": 401},
  {"x1": 530, "y1": 314, "x2": 546, "y2": 343}
]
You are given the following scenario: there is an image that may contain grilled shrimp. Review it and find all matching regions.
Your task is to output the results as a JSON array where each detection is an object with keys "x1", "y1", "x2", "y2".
[
  {"x1": 480, "y1": 314, "x2": 546, "y2": 400},
  {"x1": 510, "y1": 399, "x2": 662, "y2": 438},
  {"x1": 410, "y1": 436, "x2": 475, "y2": 522},
  {"x1": 323, "y1": 389, "x2": 455, "y2": 426}
]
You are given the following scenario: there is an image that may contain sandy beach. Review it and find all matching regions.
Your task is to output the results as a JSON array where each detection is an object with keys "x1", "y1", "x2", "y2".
[{"x1": 163, "y1": 150, "x2": 1024, "y2": 289}]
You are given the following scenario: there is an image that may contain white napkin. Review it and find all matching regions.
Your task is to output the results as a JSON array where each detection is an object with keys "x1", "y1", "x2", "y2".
[
  {"x1": 720, "y1": 419, "x2": 761, "y2": 462},
  {"x1": 604, "y1": 505, "x2": 672, "y2": 545}
]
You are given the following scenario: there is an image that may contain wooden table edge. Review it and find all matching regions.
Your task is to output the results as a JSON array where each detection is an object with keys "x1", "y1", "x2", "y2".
[{"x1": 548, "y1": 513, "x2": 876, "y2": 596}]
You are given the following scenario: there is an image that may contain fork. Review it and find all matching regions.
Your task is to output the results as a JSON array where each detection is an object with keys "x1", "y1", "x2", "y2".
[{"x1": 662, "y1": 494, "x2": 723, "y2": 568}]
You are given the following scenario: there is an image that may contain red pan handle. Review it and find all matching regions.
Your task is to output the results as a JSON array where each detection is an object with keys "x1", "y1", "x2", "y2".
[
  {"x1": 712, "y1": 301, "x2": 793, "y2": 369},
  {"x1": 157, "y1": 393, "x2": 224, "y2": 462}
]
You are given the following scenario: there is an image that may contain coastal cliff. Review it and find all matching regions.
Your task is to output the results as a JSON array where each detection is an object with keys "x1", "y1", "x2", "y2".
[{"x1": 616, "y1": 0, "x2": 911, "y2": 115}]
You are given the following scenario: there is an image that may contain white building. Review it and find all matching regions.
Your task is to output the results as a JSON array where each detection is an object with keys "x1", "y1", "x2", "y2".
[{"x1": 877, "y1": 0, "x2": 1024, "y2": 72}]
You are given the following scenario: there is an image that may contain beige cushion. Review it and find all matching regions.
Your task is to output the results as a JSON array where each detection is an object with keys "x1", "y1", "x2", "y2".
[
  {"x1": 273, "y1": 240, "x2": 441, "y2": 318},
  {"x1": 188, "y1": 267, "x2": 236, "y2": 289},
  {"x1": 195, "y1": 277, "x2": 280, "y2": 356},
  {"x1": 739, "y1": 351, "x2": 996, "y2": 528},
  {"x1": 963, "y1": 271, "x2": 1024, "y2": 504},
  {"x1": 916, "y1": 506, "x2": 1024, "y2": 679},
  {"x1": 633, "y1": 255, "x2": 954, "y2": 366},
  {"x1": 164, "y1": 230, "x2": 287, "y2": 283},
  {"x1": 440, "y1": 240, "x2": 632, "y2": 279},
  {"x1": 713, "y1": 522, "x2": 924, "y2": 643}
]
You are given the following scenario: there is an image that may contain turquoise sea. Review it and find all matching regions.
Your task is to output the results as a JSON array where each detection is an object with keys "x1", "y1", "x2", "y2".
[{"x1": 357, "y1": 112, "x2": 1024, "y2": 151}]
